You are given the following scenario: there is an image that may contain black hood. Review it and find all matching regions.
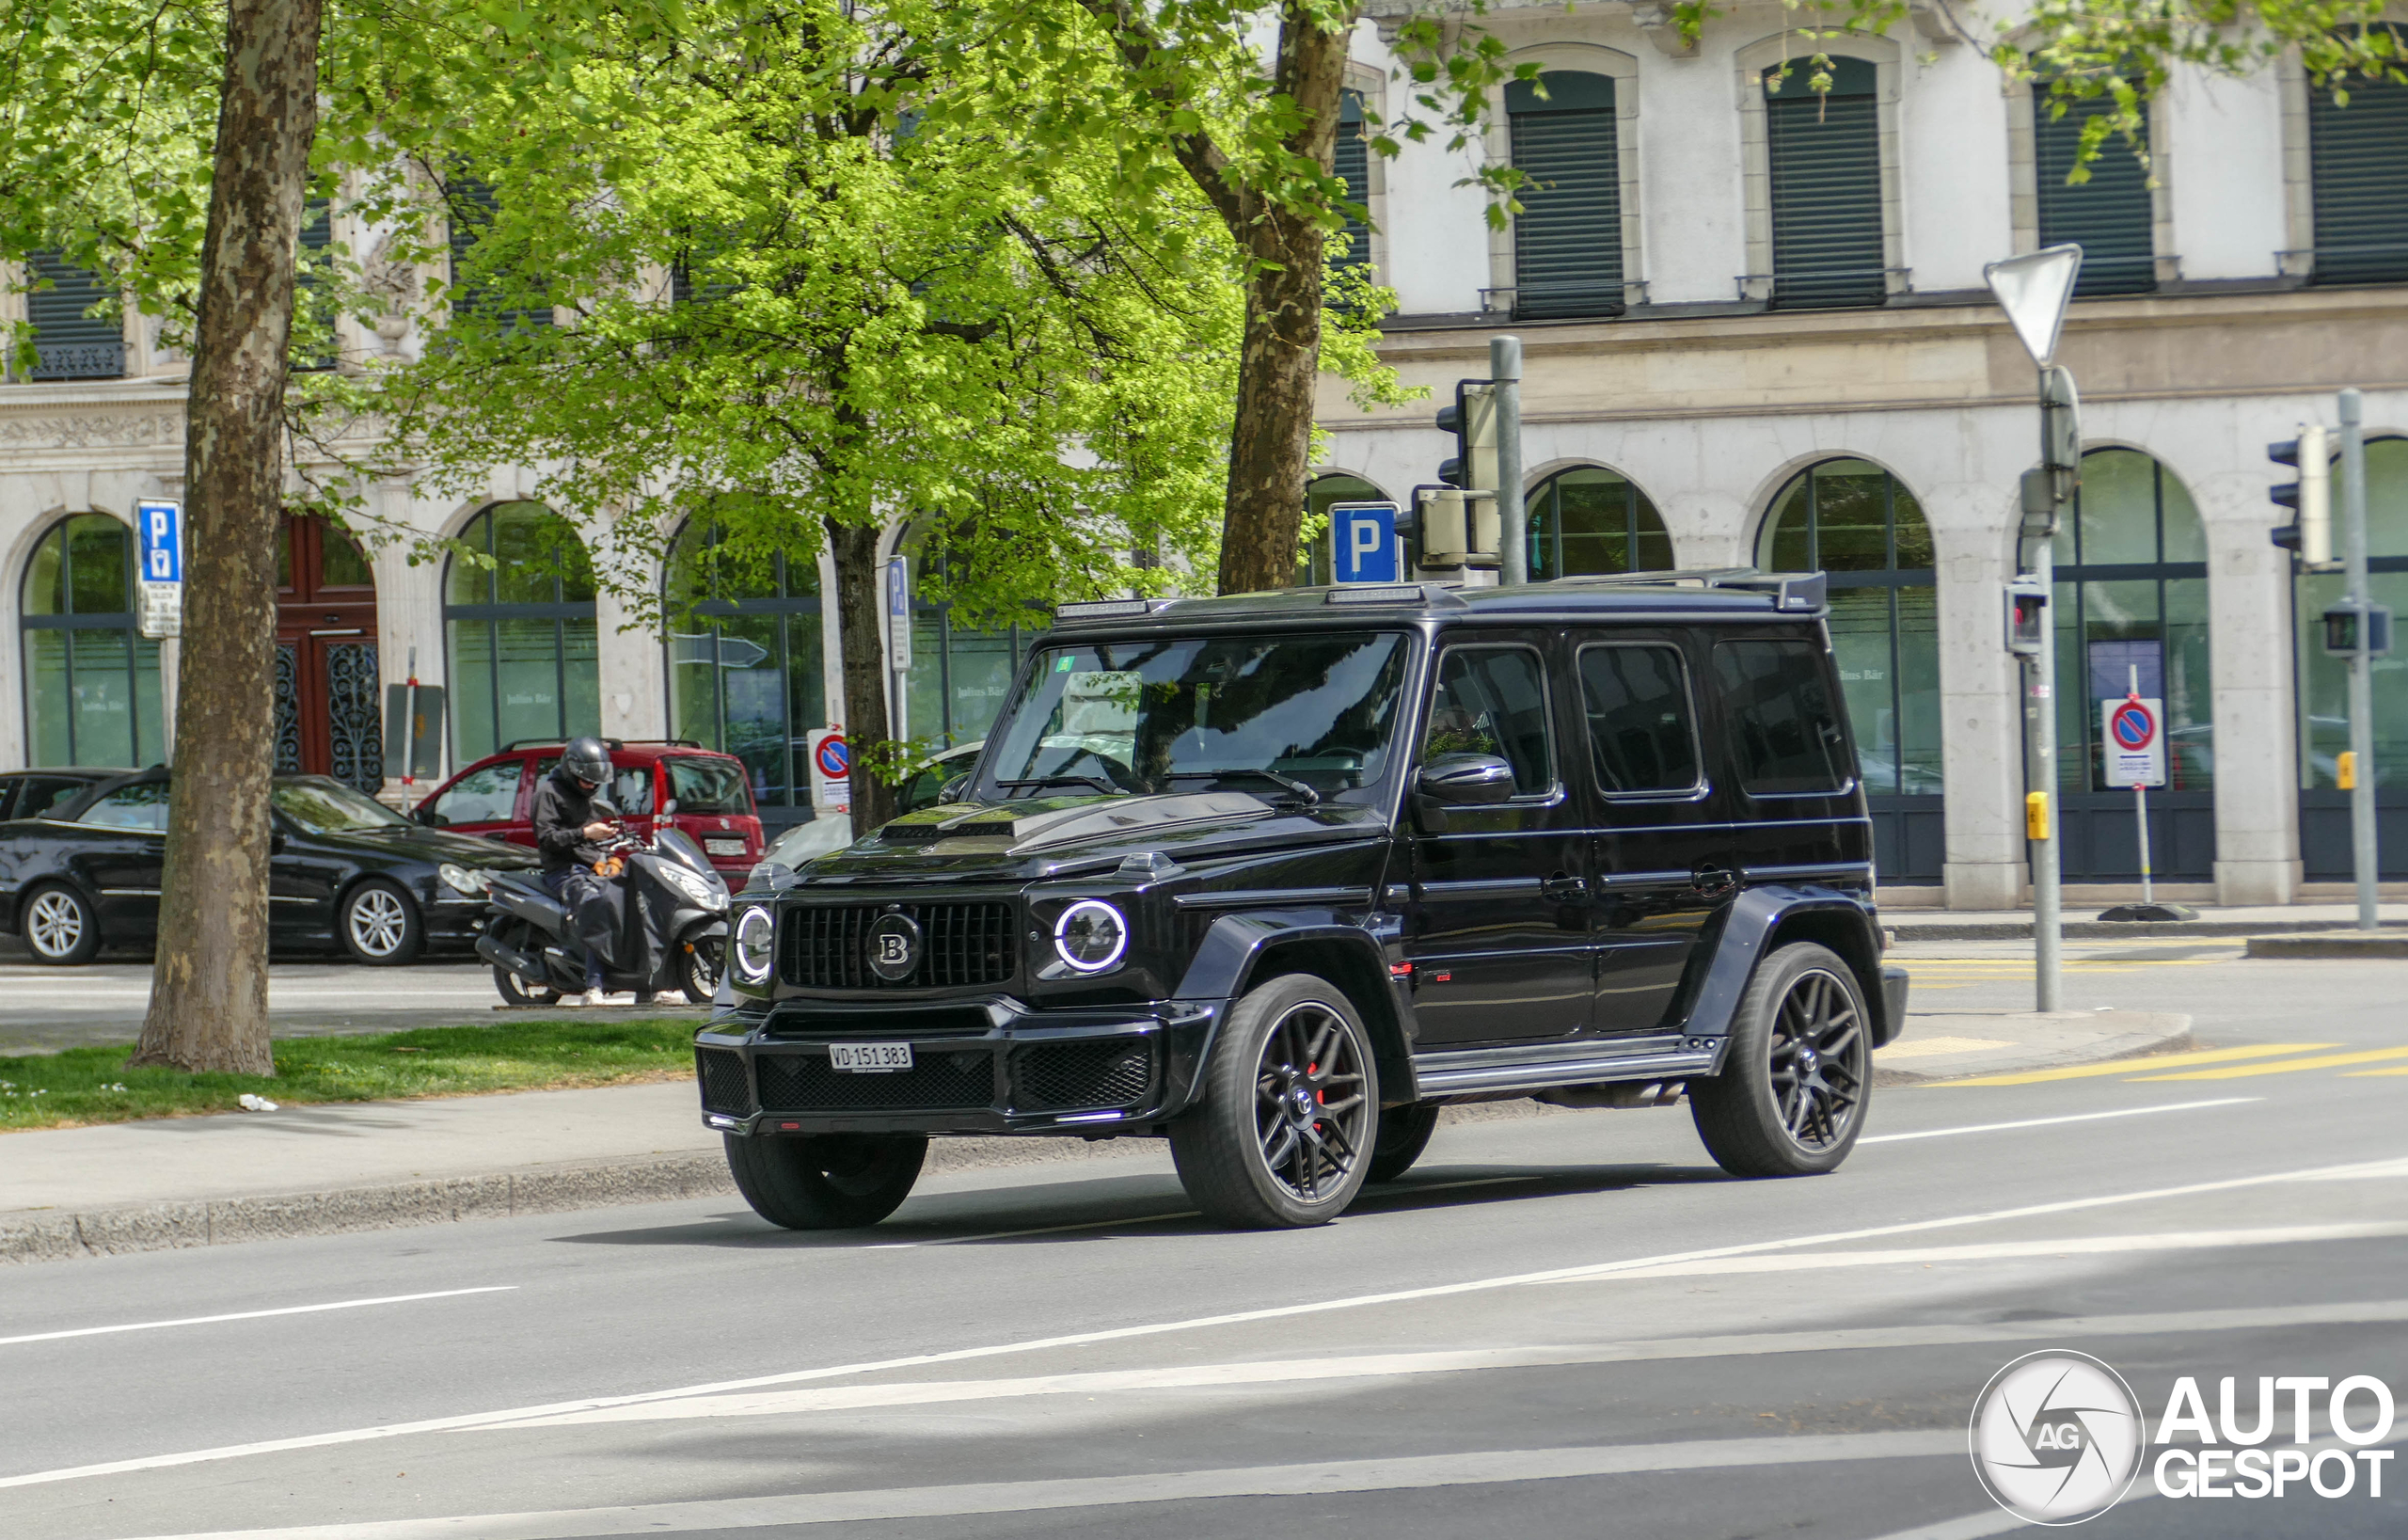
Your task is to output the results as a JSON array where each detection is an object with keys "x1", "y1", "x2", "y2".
[{"x1": 300, "y1": 823, "x2": 540, "y2": 868}]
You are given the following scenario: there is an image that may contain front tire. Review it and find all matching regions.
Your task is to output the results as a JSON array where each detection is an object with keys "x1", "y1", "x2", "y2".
[
  {"x1": 725, "y1": 1133, "x2": 927, "y2": 1230},
  {"x1": 339, "y1": 879, "x2": 423, "y2": 965},
  {"x1": 1366, "y1": 1103, "x2": 1441, "y2": 1184},
  {"x1": 1690, "y1": 942, "x2": 1871, "y2": 1177},
  {"x1": 22, "y1": 882, "x2": 101, "y2": 965},
  {"x1": 678, "y1": 934, "x2": 722, "y2": 1001},
  {"x1": 1170, "y1": 973, "x2": 1379, "y2": 1228}
]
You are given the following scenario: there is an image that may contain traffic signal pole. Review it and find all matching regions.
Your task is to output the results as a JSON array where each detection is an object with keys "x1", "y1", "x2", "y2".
[
  {"x1": 2340, "y1": 389, "x2": 2380, "y2": 931},
  {"x1": 1493, "y1": 335, "x2": 1526, "y2": 585}
]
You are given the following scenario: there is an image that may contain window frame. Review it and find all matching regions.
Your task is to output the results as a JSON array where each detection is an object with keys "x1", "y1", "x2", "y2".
[
  {"x1": 1422, "y1": 642, "x2": 1563, "y2": 805},
  {"x1": 1574, "y1": 641, "x2": 1709, "y2": 802}
]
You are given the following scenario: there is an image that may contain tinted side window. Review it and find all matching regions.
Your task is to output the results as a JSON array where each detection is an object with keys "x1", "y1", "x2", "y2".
[
  {"x1": 430, "y1": 760, "x2": 522, "y2": 824},
  {"x1": 1425, "y1": 646, "x2": 1554, "y2": 795},
  {"x1": 1578, "y1": 644, "x2": 1701, "y2": 794},
  {"x1": 611, "y1": 765, "x2": 656, "y2": 817},
  {"x1": 19, "y1": 777, "x2": 89, "y2": 819},
  {"x1": 1712, "y1": 639, "x2": 1850, "y2": 794},
  {"x1": 80, "y1": 783, "x2": 170, "y2": 831},
  {"x1": 0, "y1": 778, "x2": 18, "y2": 821}
]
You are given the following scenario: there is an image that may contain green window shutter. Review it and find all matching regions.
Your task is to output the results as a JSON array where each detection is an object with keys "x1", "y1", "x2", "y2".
[
  {"x1": 2035, "y1": 96, "x2": 2155, "y2": 294},
  {"x1": 2309, "y1": 47, "x2": 2408, "y2": 285},
  {"x1": 1506, "y1": 71, "x2": 1622, "y2": 319},
  {"x1": 293, "y1": 197, "x2": 336, "y2": 371},
  {"x1": 24, "y1": 251, "x2": 123, "y2": 379},
  {"x1": 1332, "y1": 90, "x2": 1371, "y2": 281},
  {"x1": 1764, "y1": 58, "x2": 1884, "y2": 309},
  {"x1": 446, "y1": 172, "x2": 550, "y2": 330}
]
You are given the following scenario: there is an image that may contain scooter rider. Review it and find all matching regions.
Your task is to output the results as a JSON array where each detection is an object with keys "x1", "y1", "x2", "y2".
[{"x1": 531, "y1": 738, "x2": 653, "y2": 1008}]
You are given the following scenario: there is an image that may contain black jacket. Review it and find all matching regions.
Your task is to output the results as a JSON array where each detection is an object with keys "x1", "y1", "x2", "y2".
[{"x1": 531, "y1": 764, "x2": 609, "y2": 875}]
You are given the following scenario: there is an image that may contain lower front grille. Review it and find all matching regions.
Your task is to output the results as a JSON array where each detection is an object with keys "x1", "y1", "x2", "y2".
[
  {"x1": 1010, "y1": 1039, "x2": 1153, "y2": 1113},
  {"x1": 696, "y1": 1048, "x2": 753, "y2": 1116},
  {"x1": 755, "y1": 1049, "x2": 994, "y2": 1112}
]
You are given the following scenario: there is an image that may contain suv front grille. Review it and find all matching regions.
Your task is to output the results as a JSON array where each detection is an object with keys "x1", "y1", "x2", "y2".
[
  {"x1": 781, "y1": 902, "x2": 1017, "y2": 990},
  {"x1": 1010, "y1": 1039, "x2": 1153, "y2": 1113},
  {"x1": 696, "y1": 1048, "x2": 753, "y2": 1116},
  {"x1": 755, "y1": 1049, "x2": 994, "y2": 1112}
]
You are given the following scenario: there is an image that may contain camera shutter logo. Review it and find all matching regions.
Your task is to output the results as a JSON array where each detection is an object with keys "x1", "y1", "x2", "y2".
[
  {"x1": 865, "y1": 912, "x2": 922, "y2": 982},
  {"x1": 1970, "y1": 1352, "x2": 2145, "y2": 1524}
]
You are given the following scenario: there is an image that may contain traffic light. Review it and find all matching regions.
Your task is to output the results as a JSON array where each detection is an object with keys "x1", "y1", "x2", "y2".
[
  {"x1": 2004, "y1": 575, "x2": 2048, "y2": 656},
  {"x1": 1435, "y1": 379, "x2": 1498, "y2": 492},
  {"x1": 2268, "y1": 424, "x2": 2332, "y2": 564}
]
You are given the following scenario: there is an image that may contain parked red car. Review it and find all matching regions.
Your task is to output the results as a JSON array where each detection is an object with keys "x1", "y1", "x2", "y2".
[{"x1": 411, "y1": 740, "x2": 764, "y2": 881}]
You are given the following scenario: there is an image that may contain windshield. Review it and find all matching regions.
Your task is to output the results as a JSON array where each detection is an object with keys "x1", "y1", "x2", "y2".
[
  {"x1": 668, "y1": 755, "x2": 752, "y2": 816},
  {"x1": 978, "y1": 632, "x2": 1412, "y2": 805},
  {"x1": 272, "y1": 780, "x2": 410, "y2": 835}
]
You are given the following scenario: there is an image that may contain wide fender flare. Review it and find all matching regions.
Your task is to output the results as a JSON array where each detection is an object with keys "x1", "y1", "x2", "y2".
[
  {"x1": 1172, "y1": 909, "x2": 1418, "y2": 1106},
  {"x1": 1684, "y1": 885, "x2": 1897, "y2": 1047}
]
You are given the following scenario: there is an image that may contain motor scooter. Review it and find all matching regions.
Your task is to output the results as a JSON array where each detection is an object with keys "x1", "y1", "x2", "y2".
[{"x1": 475, "y1": 805, "x2": 730, "y2": 1006}]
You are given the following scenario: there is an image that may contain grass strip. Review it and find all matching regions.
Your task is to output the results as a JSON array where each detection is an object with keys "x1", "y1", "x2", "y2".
[{"x1": 0, "y1": 1018, "x2": 695, "y2": 1132}]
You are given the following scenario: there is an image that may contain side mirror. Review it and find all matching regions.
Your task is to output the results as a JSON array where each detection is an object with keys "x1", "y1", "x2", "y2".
[
  {"x1": 414, "y1": 805, "x2": 441, "y2": 826},
  {"x1": 590, "y1": 799, "x2": 620, "y2": 820},
  {"x1": 661, "y1": 798, "x2": 678, "y2": 815},
  {"x1": 1417, "y1": 753, "x2": 1517, "y2": 807},
  {"x1": 938, "y1": 774, "x2": 972, "y2": 804},
  {"x1": 268, "y1": 831, "x2": 287, "y2": 854}
]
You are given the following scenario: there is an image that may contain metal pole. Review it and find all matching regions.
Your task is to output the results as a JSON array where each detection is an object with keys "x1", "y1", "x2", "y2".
[
  {"x1": 2129, "y1": 664, "x2": 2152, "y2": 908},
  {"x1": 2340, "y1": 388, "x2": 2379, "y2": 930},
  {"x1": 1492, "y1": 334, "x2": 1525, "y2": 586},
  {"x1": 2030, "y1": 530, "x2": 2062, "y2": 1010}
]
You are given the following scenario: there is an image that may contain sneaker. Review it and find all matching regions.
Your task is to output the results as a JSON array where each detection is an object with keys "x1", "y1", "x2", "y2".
[
  {"x1": 578, "y1": 988, "x2": 607, "y2": 1008},
  {"x1": 649, "y1": 990, "x2": 688, "y2": 1008}
]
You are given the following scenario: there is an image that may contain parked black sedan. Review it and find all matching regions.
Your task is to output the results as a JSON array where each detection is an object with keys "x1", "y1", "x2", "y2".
[{"x1": 0, "y1": 769, "x2": 538, "y2": 965}]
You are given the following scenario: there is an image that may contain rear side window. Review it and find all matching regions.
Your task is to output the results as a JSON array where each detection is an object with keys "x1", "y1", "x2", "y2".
[
  {"x1": 20, "y1": 777, "x2": 89, "y2": 819},
  {"x1": 80, "y1": 783, "x2": 170, "y2": 831},
  {"x1": 1426, "y1": 646, "x2": 1554, "y2": 795},
  {"x1": 428, "y1": 760, "x2": 522, "y2": 825},
  {"x1": 668, "y1": 756, "x2": 751, "y2": 815},
  {"x1": 1578, "y1": 644, "x2": 1701, "y2": 795},
  {"x1": 1712, "y1": 640, "x2": 1851, "y2": 794}
]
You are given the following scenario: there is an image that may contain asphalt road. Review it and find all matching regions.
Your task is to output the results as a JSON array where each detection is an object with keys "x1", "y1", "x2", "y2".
[{"x1": 2, "y1": 941, "x2": 2403, "y2": 1538}]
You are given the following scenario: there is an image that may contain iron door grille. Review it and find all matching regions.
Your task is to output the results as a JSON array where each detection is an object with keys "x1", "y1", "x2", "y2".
[
  {"x1": 2036, "y1": 96, "x2": 2155, "y2": 295},
  {"x1": 1507, "y1": 71, "x2": 1623, "y2": 319},
  {"x1": 2309, "y1": 59, "x2": 2408, "y2": 284},
  {"x1": 781, "y1": 901, "x2": 1017, "y2": 990},
  {"x1": 1765, "y1": 60, "x2": 1885, "y2": 309}
]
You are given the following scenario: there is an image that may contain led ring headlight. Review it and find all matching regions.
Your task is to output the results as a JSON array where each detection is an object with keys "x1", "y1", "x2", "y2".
[
  {"x1": 1053, "y1": 900, "x2": 1129, "y2": 974},
  {"x1": 732, "y1": 906, "x2": 776, "y2": 983}
]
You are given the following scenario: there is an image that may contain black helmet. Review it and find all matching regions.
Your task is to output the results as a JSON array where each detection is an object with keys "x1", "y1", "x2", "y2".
[{"x1": 562, "y1": 736, "x2": 612, "y2": 786}]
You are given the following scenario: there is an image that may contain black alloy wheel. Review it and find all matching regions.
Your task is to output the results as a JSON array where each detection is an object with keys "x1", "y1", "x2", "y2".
[
  {"x1": 725, "y1": 1133, "x2": 928, "y2": 1230},
  {"x1": 1690, "y1": 941, "x2": 1871, "y2": 1177},
  {"x1": 1170, "y1": 973, "x2": 1379, "y2": 1227}
]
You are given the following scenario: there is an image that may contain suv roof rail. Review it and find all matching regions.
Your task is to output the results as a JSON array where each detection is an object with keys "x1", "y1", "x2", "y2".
[{"x1": 1543, "y1": 567, "x2": 1827, "y2": 614}]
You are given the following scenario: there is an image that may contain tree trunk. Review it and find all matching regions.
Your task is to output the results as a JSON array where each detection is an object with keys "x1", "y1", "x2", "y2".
[
  {"x1": 1212, "y1": 6, "x2": 1349, "y2": 597},
  {"x1": 826, "y1": 516, "x2": 898, "y2": 831},
  {"x1": 128, "y1": 0, "x2": 321, "y2": 1075}
]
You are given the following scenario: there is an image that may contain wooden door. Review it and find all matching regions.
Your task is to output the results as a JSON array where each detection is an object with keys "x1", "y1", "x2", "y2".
[{"x1": 273, "y1": 516, "x2": 383, "y2": 793}]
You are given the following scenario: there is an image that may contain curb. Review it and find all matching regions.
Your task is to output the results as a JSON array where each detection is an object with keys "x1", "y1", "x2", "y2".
[
  {"x1": 1891, "y1": 918, "x2": 2408, "y2": 942},
  {"x1": 2244, "y1": 933, "x2": 2408, "y2": 960}
]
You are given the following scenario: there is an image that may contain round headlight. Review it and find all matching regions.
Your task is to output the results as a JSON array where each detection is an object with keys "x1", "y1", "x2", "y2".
[
  {"x1": 437, "y1": 863, "x2": 488, "y2": 896},
  {"x1": 1053, "y1": 900, "x2": 1128, "y2": 974},
  {"x1": 733, "y1": 906, "x2": 775, "y2": 983}
]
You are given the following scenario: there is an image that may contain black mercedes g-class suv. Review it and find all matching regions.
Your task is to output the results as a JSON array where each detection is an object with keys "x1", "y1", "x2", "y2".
[{"x1": 696, "y1": 570, "x2": 1909, "y2": 1230}]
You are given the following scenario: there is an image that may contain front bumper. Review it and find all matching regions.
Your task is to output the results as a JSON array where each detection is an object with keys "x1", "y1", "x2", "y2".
[{"x1": 694, "y1": 995, "x2": 1225, "y2": 1136}]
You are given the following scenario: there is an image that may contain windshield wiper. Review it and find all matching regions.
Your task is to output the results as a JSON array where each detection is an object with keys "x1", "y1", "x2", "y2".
[
  {"x1": 993, "y1": 775, "x2": 1121, "y2": 797},
  {"x1": 1162, "y1": 769, "x2": 1321, "y2": 805}
]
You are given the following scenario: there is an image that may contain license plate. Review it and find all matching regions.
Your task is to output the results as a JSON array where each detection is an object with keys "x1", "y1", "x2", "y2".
[
  {"x1": 829, "y1": 1041, "x2": 913, "y2": 1073},
  {"x1": 704, "y1": 837, "x2": 746, "y2": 856}
]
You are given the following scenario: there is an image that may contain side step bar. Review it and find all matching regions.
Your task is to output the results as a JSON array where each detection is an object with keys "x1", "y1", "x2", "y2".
[{"x1": 1411, "y1": 1038, "x2": 1720, "y2": 1100}]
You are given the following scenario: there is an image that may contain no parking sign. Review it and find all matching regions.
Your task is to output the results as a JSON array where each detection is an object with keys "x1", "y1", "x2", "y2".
[
  {"x1": 2101, "y1": 696, "x2": 2165, "y2": 788},
  {"x1": 809, "y1": 727, "x2": 851, "y2": 810}
]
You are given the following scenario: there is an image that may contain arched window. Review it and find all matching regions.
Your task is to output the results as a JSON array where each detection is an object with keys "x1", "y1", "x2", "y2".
[
  {"x1": 20, "y1": 515, "x2": 164, "y2": 765},
  {"x1": 663, "y1": 519, "x2": 825, "y2": 811},
  {"x1": 443, "y1": 502, "x2": 598, "y2": 764},
  {"x1": 1528, "y1": 466, "x2": 1671, "y2": 579},
  {"x1": 901, "y1": 530, "x2": 1034, "y2": 750},
  {"x1": 2295, "y1": 436, "x2": 2407, "y2": 877},
  {"x1": 1300, "y1": 473, "x2": 1386, "y2": 585},
  {"x1": 1759, "y1": 459, "x2": 1941, "y2": 881},
  {"x1": 1506, "y1": 71, "x2": 1623, "y2": 319},
  {"x1": 2051, "y1": 448, "x2": 2213, "y2": 881}
]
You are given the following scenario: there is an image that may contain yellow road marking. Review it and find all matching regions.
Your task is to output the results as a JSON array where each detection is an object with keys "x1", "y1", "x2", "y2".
[
  {"x1": 1941, "y1": 1044, "x2": 2342, "y2": 1088},
  {"x1": 2343, "y1": 1068, "x2": 2408, "y2": 1077},
  {"x1": 2136, "y1": 1046, "x2": 2408, "y2": 1082}
]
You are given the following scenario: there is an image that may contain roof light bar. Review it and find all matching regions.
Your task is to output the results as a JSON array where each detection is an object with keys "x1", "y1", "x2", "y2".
[
  {"x1": 1053, "y1": 598, "x2": 1163, "y2": 622},
  {"x1": 1325, "y1": 584, "x2": 1426, "y2": 606}
]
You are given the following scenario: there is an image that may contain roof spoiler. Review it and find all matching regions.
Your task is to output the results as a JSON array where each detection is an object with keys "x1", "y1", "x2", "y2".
[{"x1": 1543, "y1": 567, "x2": 1828, "y2": 614}]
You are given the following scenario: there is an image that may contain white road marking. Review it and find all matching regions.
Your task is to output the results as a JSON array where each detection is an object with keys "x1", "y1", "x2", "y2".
[
  {"x1": 0, "y1": 1287, "x2": 518, "y2": 1348},
  {"x1": 863, "y1": 1178, "x2": 1530, "y2": 1249},
  {"x1": 473, "y1": 1296, "x2": 2408, "y2": 1429},
  {"x1": 116, "y1": 1431, "x2": 1969, "y2": 1539},
  {"x1": 8, "y1": 1152, "x2": 2404, "y2": 1490},
  {"x1": 1568, "y1": 1221, "x2": 2408, "y2": 1282},
  {"x1": 1858, "y1": 1097, "x2": 2259, "y2": 1144}
]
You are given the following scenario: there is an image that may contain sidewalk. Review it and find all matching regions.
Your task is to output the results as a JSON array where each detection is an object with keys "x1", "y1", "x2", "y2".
[
  {"x1": 1886, "y1": 901, "x2": 2408, "y2": 942},
  {"x1": 1, "y1": 1008, "x2": 2189, "y2": 1265}
]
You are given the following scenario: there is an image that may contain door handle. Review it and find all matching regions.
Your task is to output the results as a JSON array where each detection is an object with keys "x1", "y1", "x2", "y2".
[
  {"x1": 1541, "y1": 871, "x2": 1588, "y2": 903},
  {"x1": 1690, "y1": 864, "x2": 1738, "y2": 898}
]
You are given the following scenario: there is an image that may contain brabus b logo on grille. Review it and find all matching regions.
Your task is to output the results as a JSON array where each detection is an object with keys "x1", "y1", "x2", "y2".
[{"x1": 865, "y1": 913, "x2": 922, "y2": 982}]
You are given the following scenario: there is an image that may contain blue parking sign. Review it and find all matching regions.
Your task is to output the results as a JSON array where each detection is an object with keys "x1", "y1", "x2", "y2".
[
  {"x1": 135, "y1": 500, "x2": 181, "y2": 584},
  {"x1": 1328, "y1": 501, "x2": 1402, "y2": 584}
]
